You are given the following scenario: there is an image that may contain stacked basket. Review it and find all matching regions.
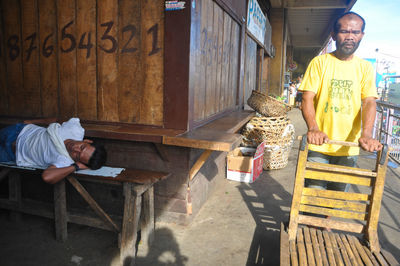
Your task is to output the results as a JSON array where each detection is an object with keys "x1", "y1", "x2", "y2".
[{"x1": 244, "y1": 90, "x2": 295, "y2": 170}]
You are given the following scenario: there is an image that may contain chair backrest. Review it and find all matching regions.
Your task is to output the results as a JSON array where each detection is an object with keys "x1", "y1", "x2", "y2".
[{"x1": 287, "y1": 135, "x2": 390, "y2": 252}]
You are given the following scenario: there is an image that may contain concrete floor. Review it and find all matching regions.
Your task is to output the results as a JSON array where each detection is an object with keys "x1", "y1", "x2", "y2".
[{"x1": 1, "y1": 108, "x2": 400, "y2": 265}]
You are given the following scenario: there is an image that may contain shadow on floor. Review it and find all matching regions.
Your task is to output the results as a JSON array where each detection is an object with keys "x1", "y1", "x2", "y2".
[
  {"x1": 237, "y1": 171, "x2": 293, "y2": 265},
  {"x1": 135, "y1": 227, "x2": 188, "y2": 266}
]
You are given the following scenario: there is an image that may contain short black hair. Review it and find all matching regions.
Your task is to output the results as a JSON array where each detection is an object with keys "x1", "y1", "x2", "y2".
[
  {"x1": 88, "y1": 143, "x2": 107, "y2": 170},
  {"x1": 333, "y1": 11, "x2": 366, "y2": 33}
]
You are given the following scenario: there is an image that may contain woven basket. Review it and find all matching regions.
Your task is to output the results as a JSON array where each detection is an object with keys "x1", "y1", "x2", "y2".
[
  {"x1": 262, "y1": 123, "x2": 295, "y2": 170},
  {"x1": 242, "y1": 116, "x2": 292, "y2": 146},
  {"x1": 263, "y1": 142, "x2": 293, "y2": 170},
  {"x1": 247, "y1": 90, "x2": 292, "y2": 117}
]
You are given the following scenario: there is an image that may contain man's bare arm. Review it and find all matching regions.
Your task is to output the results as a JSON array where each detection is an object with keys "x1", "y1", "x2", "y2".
[
  {"x1": 301, "y1": 91, "x2": 329, "y2": 145},
  {"x1": 359, "y1": 97, "x2": 382, "y2": 152},
  {"x1": 42, "y1": 161, "x2": 88, "y2": 184}
]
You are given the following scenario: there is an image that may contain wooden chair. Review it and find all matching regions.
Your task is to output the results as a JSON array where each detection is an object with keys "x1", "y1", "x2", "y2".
[{"x1": 280, "y1": 135, "x2": 399, "y2": 265}]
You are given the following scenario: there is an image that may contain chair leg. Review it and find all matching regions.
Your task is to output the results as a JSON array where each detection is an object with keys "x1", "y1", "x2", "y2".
[{"x1": 54, "y1": 179, "x2": 68, "y2": 242}]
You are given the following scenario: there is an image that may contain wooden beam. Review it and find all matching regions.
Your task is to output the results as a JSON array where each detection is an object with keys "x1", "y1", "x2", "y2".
[
  {"x1": 284, "y1": 0, "x2": 347, "y2": 9},
  {"x1": 67, "y1": 176, "x2": 120, "y2": 232},
  {"x1": 189, "y1": 150, "x2": 213, "y2": 181}
]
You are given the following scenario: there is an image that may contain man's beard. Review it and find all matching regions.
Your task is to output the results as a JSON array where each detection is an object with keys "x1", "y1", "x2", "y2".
[{"x1": 336, "y1": 40, "x2": 361, "y2": 55}]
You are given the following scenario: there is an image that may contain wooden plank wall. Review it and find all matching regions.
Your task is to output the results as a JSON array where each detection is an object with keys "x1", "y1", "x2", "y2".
[
  {"x1": 244, "y1": 36, "x2": 257, "y2": 107},
  {"x1": 190, "y1": 0, "x2": 241, "y2": 123},
  {"x1": 0, "y1": 0, "x2": 164, "y2": 126}
]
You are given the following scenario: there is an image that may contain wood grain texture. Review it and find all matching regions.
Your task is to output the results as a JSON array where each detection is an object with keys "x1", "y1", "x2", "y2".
[
  {"x1": 204, "y1": 0, "x2": 216, "y2": 118},
  {"x1": 244, "y1": 36, "x2": 257, "y2": 106},
  {"x1": 280, "y1": 223, "x2": 290, "y2": 266},
  {"x1": 309, "y1": 228, "x2": 323, "y2": 266},
  {"x1": 287, "y1": 144, "x2": 308, "y2": 240},
  {"x1": 38, "y1": 0, "x2": 58, "y2": 117},
  {"x1": 140, "y1": 0, "x2": 164, "y2": 125},
  {"x1": 3, "y1": 0, "x2": 24, "y2": 116},
  {"x1": 300, "y1": 195, "x2": 368, "y2": 213},
  {"x1": 305, "y1": 169, "x2": 373, "y2": 186},
  {"x1": 214, "y1": 3, "x2": 224, "y2": 114},
  {"x1": 191, "y1": 3, "x2": 240, "y2": 123},
  {"x1": 298, "y1": 215, "x2": 364, "y2": 234},
  {"x1": 220, "y1": 13, "x2": 232, "y2": 113},
  {"x1": 163, "y1": 129, "x2": 242, "y2": 152},
  {"x1": 299, "y1": 204, "x2": 367, "y2": 220},
  {"x1": 297, "y1": 228, "x2": 307, "y2": 265},
  {"x1": 97, "y1": 0, "x2": 118, "y2": 121},
  {"x1": 193, "y1": 0, "x2": 206, "y2": 121},
  {"x1": 303, "y1": 187, "x2": 370, "y2": 202},
  {"x1": 117, "y1": 0, "x2": 141, "y2": 123},
  {"x1": 228, "y1": 21, "x2": 239, "y2": 107},
  {"x1": 54, "y1": 179, "x2": 67, "y2": 241},
  {"x1": 58, "y1": 0, "x2": 77, "y2": 119},
  {"x1": 303, "y1": 227, "x2": 316, "y2": 266},
  {"x1": 76, "y1": 0, "x2": 97, "y2": 120},
  {"x1": 21, "y1": 0, "x2": 41, "y2": 116},
  {"x1": 306, "y1": 161, "x2": 377, "y2": 177}
]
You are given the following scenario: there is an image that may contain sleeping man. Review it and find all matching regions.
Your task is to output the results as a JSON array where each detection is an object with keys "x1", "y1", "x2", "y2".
[{"x1": 0, "y1": 118, "x2": 107, "y2": 184}]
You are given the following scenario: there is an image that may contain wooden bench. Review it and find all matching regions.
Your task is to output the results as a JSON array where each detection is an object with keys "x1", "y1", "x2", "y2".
[
  {"x1": 0, "y1": 165, "x2": 170, "y2": 265},
  {"x1": 280, "y1": 136, "x2": 399, "y2": 265}
]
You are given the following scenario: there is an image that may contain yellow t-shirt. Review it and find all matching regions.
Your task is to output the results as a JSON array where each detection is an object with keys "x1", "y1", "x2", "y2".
[{"x1": 299, "y1": 53, "x2": 378, "y2": 156}]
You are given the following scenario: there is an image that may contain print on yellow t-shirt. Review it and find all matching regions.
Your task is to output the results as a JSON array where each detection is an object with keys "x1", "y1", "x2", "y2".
[{"x1": 299, "y1": 53, "x2": 378, "y2": 156}]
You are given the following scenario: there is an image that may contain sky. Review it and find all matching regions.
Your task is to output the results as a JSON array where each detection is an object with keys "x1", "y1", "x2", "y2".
[{"x1": 351, "y1": 0, "x2": 400, "y2": 72}]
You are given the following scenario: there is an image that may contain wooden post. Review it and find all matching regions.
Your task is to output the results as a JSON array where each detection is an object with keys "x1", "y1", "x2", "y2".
[
  {"x1": 8, "y1": 171, "x2": 21, "y2": 222},
  {"x1": 54, "y1": 179, "x2": 68, "y2": 242},
  {"x1": 140, "y1": 185, "x2": 155, "y2": 253},
  {"x1": 120, "y1": 183, "x2": 142, "y2": 265}
]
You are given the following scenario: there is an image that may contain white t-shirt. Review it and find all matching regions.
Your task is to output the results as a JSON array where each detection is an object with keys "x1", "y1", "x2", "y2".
[{"x1": 16, "y1": 118, "x2": 85, "y2": 169}]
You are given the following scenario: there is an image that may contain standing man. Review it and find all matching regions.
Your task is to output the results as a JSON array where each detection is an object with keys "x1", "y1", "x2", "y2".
[{"x1": 300, "y1": 11, "x2": 382, "y2": 192}]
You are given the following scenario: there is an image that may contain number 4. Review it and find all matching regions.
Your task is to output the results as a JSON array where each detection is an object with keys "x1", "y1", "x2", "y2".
[{"x1": 78, "y1": 32, "x2": 93, "y2": 59}]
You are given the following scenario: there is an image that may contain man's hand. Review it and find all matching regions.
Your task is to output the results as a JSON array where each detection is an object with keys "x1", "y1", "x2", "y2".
[
  {"x1": 358, "y1": 136, "x2": 382, "y2": 152},
  {"x1": 76, "y1": 161, "x2": 89, "y2": 170},
  {"x1": 307, "y1": 129, "x2": 329, "y2": 145}
]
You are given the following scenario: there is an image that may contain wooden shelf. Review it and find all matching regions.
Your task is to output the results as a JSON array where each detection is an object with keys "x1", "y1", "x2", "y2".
[
  {"x1": 163, "y1": 110, "x2": 254, "y2": 152},
  {"x1": 82, "y1": 124, "x2": 185, "y2": 143}
]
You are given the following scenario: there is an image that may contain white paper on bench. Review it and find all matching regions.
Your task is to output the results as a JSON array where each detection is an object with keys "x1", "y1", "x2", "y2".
[
  {"x1": 0, "y1": 162, "x2": 124, "y2": 178},
  {"x1": 76, "y1": 167, "x2": 125, "y2": 178}
]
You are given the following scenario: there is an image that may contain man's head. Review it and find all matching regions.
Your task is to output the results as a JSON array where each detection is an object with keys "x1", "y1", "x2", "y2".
[
  {"x1": 332, "y1": 12, "x2": 365, "y2": 58},
  {"x1": 65, "y1": 139, "x2": 107, "y2": 169}
]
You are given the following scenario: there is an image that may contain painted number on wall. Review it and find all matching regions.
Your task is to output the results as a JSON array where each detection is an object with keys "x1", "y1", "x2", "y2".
[{"x1": 3, "y1": 20, "x2": 161, "y2": 61}]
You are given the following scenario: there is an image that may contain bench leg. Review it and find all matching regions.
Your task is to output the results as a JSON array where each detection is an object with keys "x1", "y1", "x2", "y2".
[
  {"x1": 9, "y1": 172, "x2": 21, "y2": 222},
  {"x1": 140, "y1": 186, "x2": 154, "y2": 253},
  {"x1": 120, "y1": 183, "x2": 142, "y2": 266},
  {"x1": 54, "y1": 179, "x2": 67, "y2": 242}
]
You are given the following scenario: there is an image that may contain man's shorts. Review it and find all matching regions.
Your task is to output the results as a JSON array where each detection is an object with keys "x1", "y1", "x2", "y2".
[{"x1": 0, "y1": 123, "x2": 27, "y2": 162}]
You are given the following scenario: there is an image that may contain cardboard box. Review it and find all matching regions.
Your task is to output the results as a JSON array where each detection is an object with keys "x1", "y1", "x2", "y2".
[{"x1": 226, "y1": 142, "x2": 265, "y2": 183}]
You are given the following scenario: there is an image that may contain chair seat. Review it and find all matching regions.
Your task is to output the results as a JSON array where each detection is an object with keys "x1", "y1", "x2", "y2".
[{"x1": 285, "y1": 226, "x2": 394, "y2": 266}]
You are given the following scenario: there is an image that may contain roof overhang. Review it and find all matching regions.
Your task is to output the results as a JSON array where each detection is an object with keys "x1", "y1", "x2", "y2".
[{"x1": 270, "y1": 0, "x2": 357, "y2": 67}]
